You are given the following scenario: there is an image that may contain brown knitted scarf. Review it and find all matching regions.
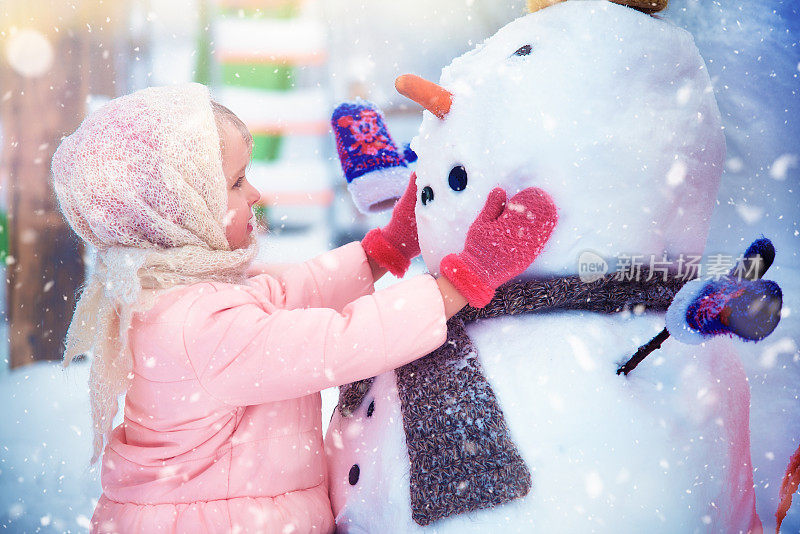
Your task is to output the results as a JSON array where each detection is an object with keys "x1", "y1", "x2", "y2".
[{"x1": 336, "y1": 270, "x2": 690, "y2": 526}]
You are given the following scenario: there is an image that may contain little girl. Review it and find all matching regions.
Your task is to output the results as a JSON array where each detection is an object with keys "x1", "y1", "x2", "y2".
[{"x1": 52, "y1": 83, "x2": 556, "y2": 533}]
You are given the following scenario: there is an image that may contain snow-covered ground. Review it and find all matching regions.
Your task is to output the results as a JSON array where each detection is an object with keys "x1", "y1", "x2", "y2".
[{"x1": 0, "y1": 360, "x2": 101, "y2": 532}]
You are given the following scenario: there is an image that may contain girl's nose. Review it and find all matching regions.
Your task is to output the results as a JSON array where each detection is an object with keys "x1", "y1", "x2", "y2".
[{"x1": 246, "y1": 181, "x2": 261, "y2": 207}]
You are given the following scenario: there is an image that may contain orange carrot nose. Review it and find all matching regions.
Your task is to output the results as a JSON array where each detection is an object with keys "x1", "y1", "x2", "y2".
[{"x1": 395, "y1": 74, "x2": 452, "y2": 120}]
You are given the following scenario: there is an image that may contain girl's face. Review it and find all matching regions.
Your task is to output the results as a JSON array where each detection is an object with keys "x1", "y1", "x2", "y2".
[{"x1": 220, "y1": 120, "x2": 260, "y2": 250}]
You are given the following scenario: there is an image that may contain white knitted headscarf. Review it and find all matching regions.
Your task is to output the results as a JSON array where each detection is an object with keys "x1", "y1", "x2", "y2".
[{"x1": 52, "y1": 83, "x2": 257, "y2": 463}]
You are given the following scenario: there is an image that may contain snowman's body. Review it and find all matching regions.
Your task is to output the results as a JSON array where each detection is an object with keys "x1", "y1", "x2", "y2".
[
  {"x1": 328, "y1": 313, "x2": 757, "y2": 532},
  {"x1": 326, "y1": 1, "x2": 761, "y2": 531}
]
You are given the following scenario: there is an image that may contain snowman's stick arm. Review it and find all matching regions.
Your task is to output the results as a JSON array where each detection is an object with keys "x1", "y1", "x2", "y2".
[{"x1": 616, "y1": 328, "x2": 670, "y2": 376}]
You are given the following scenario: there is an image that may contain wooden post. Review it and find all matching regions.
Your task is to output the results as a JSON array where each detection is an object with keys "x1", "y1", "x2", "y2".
[
  {"x1": 0, "y1": 32, "x2": 89, "y2": 367},
  {"x1": 0, "y1": 2, "x2": 129, "y2": 369}
]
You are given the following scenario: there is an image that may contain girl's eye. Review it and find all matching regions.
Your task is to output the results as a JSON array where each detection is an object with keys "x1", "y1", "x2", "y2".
[{"x1": 234, "y1": 176, "x2": 245, "y2": 188}]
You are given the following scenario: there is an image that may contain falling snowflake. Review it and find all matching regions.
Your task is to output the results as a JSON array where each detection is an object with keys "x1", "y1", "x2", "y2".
[{"x1": 769, "y1": 153, "x2": 798, "y2": 180}]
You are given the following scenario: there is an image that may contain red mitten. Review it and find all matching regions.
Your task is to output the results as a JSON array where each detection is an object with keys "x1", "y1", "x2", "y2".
[
  {"x1": 361, "y1": 173, "x2": 421, "y2": 277},
  {"x1": 440, "y1": 187, "x2": 557, "y2": 308}
]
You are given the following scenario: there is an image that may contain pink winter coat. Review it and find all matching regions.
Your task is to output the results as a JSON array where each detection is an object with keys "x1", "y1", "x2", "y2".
[{"x1": 91, "y1": 242, "x2": 447, "y2": 533}]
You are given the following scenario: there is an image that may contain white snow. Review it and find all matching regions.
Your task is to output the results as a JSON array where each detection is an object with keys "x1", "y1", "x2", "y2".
[
  {"x1": 0, "y1": 360, "x2": 105, "y2": 533},
  {"x1": 769, "y1": 154, "x2": 798, "y2": 181}
]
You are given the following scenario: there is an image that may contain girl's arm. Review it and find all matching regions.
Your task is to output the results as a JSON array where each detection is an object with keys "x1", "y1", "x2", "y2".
[
  {"x1": 363, "y1": 254, "x2": 466, "y2": 315},
  {"x1": 367, "y1": 253, "x2": 389, "y2": 283},
  {"x1": 183, "y1": 274, "x2": 453, "y2": 406},
  {"x1": 436, "y1": 275, "x2": 467, "y2": 319},
  {"x1": 248, "y1": 242, "x2": 376, "y2": 313}
]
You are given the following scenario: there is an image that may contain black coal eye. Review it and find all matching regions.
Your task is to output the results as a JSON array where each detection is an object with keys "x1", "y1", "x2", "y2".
[
  {"x1": 349, "y1": 464, "x2": 360, "y2": 485},
  {"x1": 366, "y1": 400, "x2": 375, "y2": 417},
  {"x1": 421, "y1": 185, "x2": 434, "y2": 206},
  {"x1": 513, "y1": 44, "x2": 532, "y2": 57},
  {"x1": 448, "y1": 166, "x2": 468, "y2": 192}
]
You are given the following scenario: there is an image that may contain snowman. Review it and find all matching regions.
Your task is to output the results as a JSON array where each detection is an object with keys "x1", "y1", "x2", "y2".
[{"x1": 325, "y1": 0, "x2": 783, "y2": 532}]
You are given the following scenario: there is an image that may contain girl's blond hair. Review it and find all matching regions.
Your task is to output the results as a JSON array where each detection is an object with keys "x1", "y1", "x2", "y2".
[{"x1": 211, "y1": 100, "x2": 253, "y2": 152}]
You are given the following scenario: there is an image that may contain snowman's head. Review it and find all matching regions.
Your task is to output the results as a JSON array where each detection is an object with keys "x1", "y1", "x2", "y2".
[{"x1": 407, "y1": 0, "x2": 724, "y2": 277}]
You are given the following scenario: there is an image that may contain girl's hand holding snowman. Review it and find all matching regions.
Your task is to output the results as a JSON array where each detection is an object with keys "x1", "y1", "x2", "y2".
[
  {"x1": 362, "y1": 173, "x2": 420, "y2": 277},
  {"x1": 441, "y1": 187, "x2": 558, "y2": 308},
  {"x1": 360, "y1": 176, "x2": 466, "y2": 319}
]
